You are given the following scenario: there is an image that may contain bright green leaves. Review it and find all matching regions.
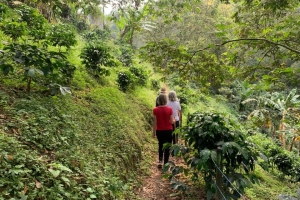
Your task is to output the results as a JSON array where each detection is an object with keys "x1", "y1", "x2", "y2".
[
  {"x1": 0, "y1": 42, "x2": 74, "y2": 92},
  {"x1": 0, "y1": 4, "x2": 49, "y2": 41},
  {"x1": 230, "y1": 0, "x2": 300, "y2": 89},
  {"x1": 116, "y1": 66, "x2": 149, "y2": 92},
  {"x1": 1, "y1": 21, "x2": 27, "y2": 40},
  {"x1": 48, "y1": 163, "x2": 72, "y2": 178},
  {"x1": 140, "y1": 38, "x2": 232, "y2": 93},
  {"x1": 48, "y1": 24, "x2": 77, "y2": 49},
  {"x1": 148, "y1": 0, "x2": 201, "y2": 23},
  {"x1": 49, "y1": 169, "x2": 61, "y2": 178},
  {"x1": 0, "y1": 4, "x2": 76, "y2": 93}
]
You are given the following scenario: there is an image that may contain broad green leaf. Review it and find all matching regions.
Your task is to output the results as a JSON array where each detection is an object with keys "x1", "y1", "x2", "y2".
[
  {"x1": 210, "y1": 150, "x2": 217, "y2": 162},
  {"x1": 27, "y1": 69, "x2": 35, "y2": 77},
  {"x1": 87, "y1": 187, "x2": 94, "y2": 193},
  {"x1": 200, "y1": 149, "x2": 210, "y2": 162},
  {"x1": 49, "y1": 169, "x2": 60, "y2": 178}
]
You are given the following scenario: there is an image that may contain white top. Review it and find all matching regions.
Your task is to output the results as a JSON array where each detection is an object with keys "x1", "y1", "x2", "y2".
[{"x1": 166, "y1": 101, "x2": 181, "y2": 121}]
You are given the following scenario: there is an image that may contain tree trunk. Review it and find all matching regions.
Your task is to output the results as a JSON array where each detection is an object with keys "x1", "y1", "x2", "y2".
[
  {"x1": 102, "y1": 4, "x2": 105, "y2": 29},
  {"x1": 26, "y1": 77, "x2": 31, "y2": 93},
  {"x1": 120, "y1": 26, "x2": 130, "y2": 40},
  {"x1": 289, "y1": 137, "x2": 296, "y2": 151},
  {"x1": 129, "y1": 28, "x2": 134, "y2": 45},
  {"x1": 279, "y1": 115, "x2": 286, "y2": 149}
]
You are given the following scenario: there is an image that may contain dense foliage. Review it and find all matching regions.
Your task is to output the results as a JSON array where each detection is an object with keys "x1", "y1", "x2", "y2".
[
  {"x1": 0, "y1": 1, "x2": 153, "y2": 199},
  {"x1": 1, "y1": 0, "x2": 300, "y2": 199},
  {"x1": 167, "y1": 112, "x2": 258, "y2": 199},
  {"x1": 0, "y1": 3, "x2": 76, "y2": 93},
  {"x1": 117, "y1": 66, "x2": 149, "y2": 91},
  {"x1": 0, "y1": 85, "x2": 151, "y2": 199},
  {"x1": 80, "y1": 43, "x2": 117, "y2": 78}
]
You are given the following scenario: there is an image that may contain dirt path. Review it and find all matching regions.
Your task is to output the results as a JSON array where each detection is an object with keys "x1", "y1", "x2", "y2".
[{"x1": 135, "y1": 144, "x2": 206, "y2": 200}]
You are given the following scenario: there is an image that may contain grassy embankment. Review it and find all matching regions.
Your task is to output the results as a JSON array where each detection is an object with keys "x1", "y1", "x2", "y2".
[{"x1": 0, "y1": 35, "x2": 158, "y2": 199}]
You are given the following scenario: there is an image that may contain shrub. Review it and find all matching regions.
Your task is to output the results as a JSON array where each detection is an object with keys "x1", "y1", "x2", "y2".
[
  {"x1": 151, "y1": 79, "x2": 160, "y2": 90},
  {"x1": 129, "y1": 66, "x2": 148, "y2": 86},
  {"x1": 117, "y1": 71, "x2": 134, "y2": 92},
  {"x1": 118, "y1": 44, "x2": 134, "y2": 67},
  {"x1": 248, "y1": 133, "x2": 300, "y2": 182},
  {"x1": 80, "y1": 43, "x2": 118, "y2": 79},
  {"x1": 1, "y1": 21, "x2": 27, "y2": 39},
  {"x1": 15, "y1": 4, "x2": 48, "y2": 41},
  {"x1": 0, "y1": 3, "x2": 9, "y2": 20},
  {"x1": 47, "y1": 24, "x2": 77, "y2": 49},
  {"x1": 94, "y1": 29, "x2": 110, "y2": 40},
  {"x1": 167, "y1": 112, "x2": 258, "y2": 199},
  {"x1": 83, "y1": 29, "x2": 110, "y2": 43}
]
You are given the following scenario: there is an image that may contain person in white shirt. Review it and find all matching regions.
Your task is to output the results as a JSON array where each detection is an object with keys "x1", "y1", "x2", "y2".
[{"x1": 166, "y1": 90, "x2": 182, "y2": 144}]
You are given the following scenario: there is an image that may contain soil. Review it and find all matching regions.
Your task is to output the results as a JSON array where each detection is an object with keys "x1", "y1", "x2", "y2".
[{"x1": 135, "y1": 146, "x2": 206, "y2": 200}]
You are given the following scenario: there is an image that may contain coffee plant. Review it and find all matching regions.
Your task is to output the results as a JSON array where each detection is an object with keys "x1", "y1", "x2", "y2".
[
  {"x1": 80, "y1": 43, "x2": 118, "y2": 78},
  {"x1": 83, "y1": 29, "x2": 110, "y2": 43},
  {"x1": 151, "y1": 79, "x2": 160, "y2": 90},
  {"x1": 129, "y1": 66, "x2": 148, "y2": 86},
  {"x1": 15, "y1": 4, "x2": 48, "y2": 41},
  {"x1": 118, "y1": 44, "x2": 134, "y2": 67},
  {"x1": 0, "y1": 43, "x2": 69, "y2": 92},
  {"x1": 0, "y1": 3, "x2": 8, "y2": 19},
  {"x1": 166, "y1": 112, "x2": 259, "y2": 199},
  {"x1": 0, "y1": 4, "x2": 76, "y2": 93},
  {"x1": 47, "y1": 23, "x2": 77, "y2": 50},
  {"x1": 248, "y1": 133, "x2": 300, "y2": 182},
  {"x1": 1, "y1": 21, "x2": 27, "y2": 40},
  {"x1": 117, "y1": 71, "x2": 135, "y2": 92}
]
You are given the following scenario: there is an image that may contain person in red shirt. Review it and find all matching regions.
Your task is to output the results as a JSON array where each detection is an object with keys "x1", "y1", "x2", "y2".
[{"x1": 153, "y1": 93, "x2": 175, "y2": 168}]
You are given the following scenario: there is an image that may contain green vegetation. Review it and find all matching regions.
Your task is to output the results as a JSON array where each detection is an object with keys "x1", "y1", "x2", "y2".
[
  {"x1": 1, "y1": 0, "x2": 300, "y2": 199},
  {"x1": 167, "y1": 112, "x2": 258, "y2": 199},
  {"x1": 245, "y1": 165, "x2": 298, "y2": 200},
  {"x1": 0, "y1": 85, "x2": 153, "y2": 199}
]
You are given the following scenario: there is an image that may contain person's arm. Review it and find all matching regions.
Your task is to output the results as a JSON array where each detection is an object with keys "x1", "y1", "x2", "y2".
[
  {"x1": 169, "y1": 114, "x2": 175, "y2": 124},
  {"x1": 178, "y1": 103, "x2": 182, "y2": 127},
  {"x1": 178, "y1": 110, "x2": 182, "y2": 121},
  {"x1": 153, "y1": 115, "x2": 157, "y2": 138}
]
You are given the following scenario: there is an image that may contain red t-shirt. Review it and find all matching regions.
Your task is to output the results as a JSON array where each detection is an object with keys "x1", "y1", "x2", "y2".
[{"x1": 153, "y1": 106, "x2": 173, "y2": 130}]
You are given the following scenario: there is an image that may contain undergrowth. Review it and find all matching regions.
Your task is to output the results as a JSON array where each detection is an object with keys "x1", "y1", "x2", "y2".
[{"x1": 0, "y1": 81, "x2": 152, "y2": 199}]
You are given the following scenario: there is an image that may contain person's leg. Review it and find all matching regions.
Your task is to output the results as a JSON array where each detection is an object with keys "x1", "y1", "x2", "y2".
[
  {"x1": 172, "y1": 124, "x2": 176, "y2": 144},
  {"x1": 162, "y1": 130, "x2": 173, "y2": 164},
  {"x1": 174, "y1": 121, "x2": 180, "y2": 143},
  {"x1": 156, "y1": 130, "x2": 164, "y2": 162}
]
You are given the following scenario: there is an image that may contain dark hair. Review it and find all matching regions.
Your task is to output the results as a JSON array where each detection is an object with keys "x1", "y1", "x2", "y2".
[{"x1": 157, "y1": 93, "x2": 168, "y2": 106}]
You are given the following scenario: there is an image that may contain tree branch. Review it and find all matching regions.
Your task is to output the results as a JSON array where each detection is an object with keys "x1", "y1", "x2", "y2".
[{"x1": 190, "y1": 38, "x2": 300, "y2": 55}]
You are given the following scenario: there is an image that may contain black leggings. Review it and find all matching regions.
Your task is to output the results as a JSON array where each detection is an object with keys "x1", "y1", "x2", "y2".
[
  {"x1": 156, "y1": 130, "x2": 172, "y2": 164},
  {"x1": 172, "y1": 121, "x2": 180, "y2": 144}
]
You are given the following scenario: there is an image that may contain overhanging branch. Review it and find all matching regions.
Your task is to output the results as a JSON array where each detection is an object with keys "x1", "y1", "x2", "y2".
[{"x1": 190, "y1": 38, "x2": 300, "y2": 55}]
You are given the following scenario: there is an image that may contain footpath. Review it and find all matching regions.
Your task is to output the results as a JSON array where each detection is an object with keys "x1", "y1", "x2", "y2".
[{"x1": 135, "y1": 143, "x2": 206, "y2": 200}]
